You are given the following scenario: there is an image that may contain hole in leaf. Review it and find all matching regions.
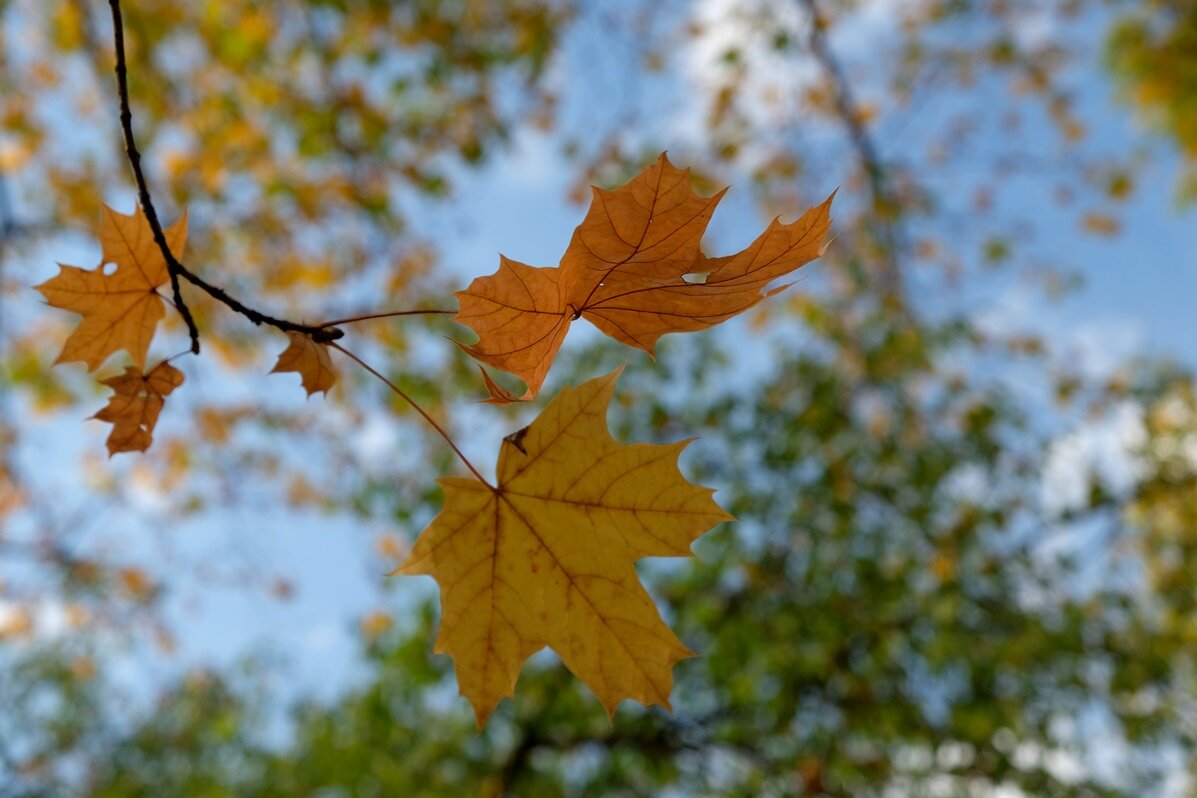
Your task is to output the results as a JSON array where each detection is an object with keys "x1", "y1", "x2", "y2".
[
  {"x1": 682, "y1": 273, "x2": 709, "y2": 284},
  {"x1": 102, "y1": 262, "x2": 118, "y2": 276}
]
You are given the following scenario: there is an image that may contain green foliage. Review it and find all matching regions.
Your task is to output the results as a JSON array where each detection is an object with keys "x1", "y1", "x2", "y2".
[
  {"x1": 1106, "y1": 1, "x2": 1197, "y2": 201},
  {"x1": 9, "y1": 305, "x2": 1197, "y2": 795}
]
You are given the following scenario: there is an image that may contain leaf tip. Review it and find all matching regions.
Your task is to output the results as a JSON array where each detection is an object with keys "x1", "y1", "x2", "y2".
[
  {"x1": 388, "y1": 558, "x2": 421, "y2": 577},
  {"x1": 477, "y1": 365, "x2": 530, "y2": 405},
  {"x1": 818, "y1": 233, "x2": 840, "y2": 259},
  {"x1": 472, "y1": 703, "x2": 497, "y2": 730}
]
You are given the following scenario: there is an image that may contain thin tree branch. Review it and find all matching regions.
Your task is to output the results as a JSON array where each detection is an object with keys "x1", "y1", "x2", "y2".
[
  {"x1": 107, "y1": 0, "x2": 197, "y2": 352},
  {"x1": 0, "y1": 171, "x2": 19, "y2": 502},
  {"x1": 106, "y1": 0, "x2": 343, "y2": 350},
  {"x1": 799, "y1": 0, "x2": 906, "y2": 304}
]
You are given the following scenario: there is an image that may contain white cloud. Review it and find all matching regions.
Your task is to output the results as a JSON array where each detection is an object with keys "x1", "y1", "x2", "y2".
[
  {"x1": 1059, "y1": 319, "x2": 1146, "y2": 380},
  {"x1": 677, "y1": 0, "x2": 815, "y2": 156},
  {"x1": 1042, "y1": 400, "x2": 1148, "y2": 516},
  {"x1": 677, "y1": 0, "x2": 922, "y2": 169},
  {"x1": 352, "y1": 412, "x2": 400, "y2": 470}
]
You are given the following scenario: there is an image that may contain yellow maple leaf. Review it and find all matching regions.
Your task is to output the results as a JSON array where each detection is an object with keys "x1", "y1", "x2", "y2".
[
  {"x1": 456, "y1": 153, "x2": 833, "y2": 402},
  {"x1": 269, "y1": 331, "x2": 337, "y2": 396},
  {"x1": 36, "y1": 204, "x2": 188, "y2": 371},
  {"x1": 92, "y1": 361, "x2": 185, "y2": 456},
  {"x1": 395, "y1": 367, "x2": 733, "y2": 725}
]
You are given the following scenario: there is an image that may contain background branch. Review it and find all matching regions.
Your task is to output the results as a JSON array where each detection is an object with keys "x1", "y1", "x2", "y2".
[{"x1": 800, "y1": 0, "x2": 907, "y2": 306}]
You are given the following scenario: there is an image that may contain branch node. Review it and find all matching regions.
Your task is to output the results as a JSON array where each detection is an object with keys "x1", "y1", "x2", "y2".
[{"x1": 312, "y1": 327, "x2": 345, "y2": 343}]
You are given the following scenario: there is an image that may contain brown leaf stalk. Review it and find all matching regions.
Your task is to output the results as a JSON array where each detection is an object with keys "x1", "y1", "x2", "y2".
[
  {"x1": 329, "y1": 342, "x2": 491, "y2": 488},
  {"x1": 317, "y1": 309, "x2": 456, "y2": 327}
]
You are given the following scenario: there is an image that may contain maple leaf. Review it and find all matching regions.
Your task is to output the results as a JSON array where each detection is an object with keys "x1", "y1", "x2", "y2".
[
  {"x1": 395, "y1": 367, "x2": 733, "y2": 725},
  {"x1": 455, "y1": 154, "x2": 834, "y2": 401},
  {"x1": 270, "y1": 332, "x2": 337, "y2": 396},
  {"x1": 92, "y1": 361, "x2": 185, "y2": 455},
  {"x1": 36, "y1": 205, "x2": 188, "y2": 371}
]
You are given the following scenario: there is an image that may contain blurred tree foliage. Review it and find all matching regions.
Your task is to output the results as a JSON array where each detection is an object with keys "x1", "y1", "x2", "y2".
[
  {"x1": 3, "y1": 0, "x2": 1197, "y2": 796},
  {"x1": 8, "y1": 321, "x2": 1197, "y2": 795},
  {"x1": 1106, "y1": 0, "x2": 1197, "y2": 201}
]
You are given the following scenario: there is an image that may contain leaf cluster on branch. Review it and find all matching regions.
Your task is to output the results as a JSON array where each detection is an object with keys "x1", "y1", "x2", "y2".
[{"x1": 33, "y1": 0, "x2": 832, "y2": 723}]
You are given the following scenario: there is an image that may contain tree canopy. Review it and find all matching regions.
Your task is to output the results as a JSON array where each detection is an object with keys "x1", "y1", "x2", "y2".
[{"x1": 3, "y1": 1, "x2": 1197, "y2": 796}]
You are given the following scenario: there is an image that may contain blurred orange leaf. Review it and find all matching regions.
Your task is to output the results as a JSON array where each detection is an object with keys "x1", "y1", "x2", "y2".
[
  {"x1": 1082, "y1": 212, "x2": 1121, "y2": 236},
  {"x1": 117, "y1": 567, "x2": 156, "y2": 601},
  {"x1": 0, "y1": 606, "x2": 32, "y2": 639},
  {"x1": 360, "y1": 611, "x2": 393, "y2": 641}
]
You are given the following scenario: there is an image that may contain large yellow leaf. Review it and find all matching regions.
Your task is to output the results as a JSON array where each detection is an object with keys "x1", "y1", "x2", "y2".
[
  {"x1": 456, "y1": 153, "x2": 833, "y2": 401},
  {"x1": 396, "y1": 368, "x2": 733, "y2": 725},
  {"x1": 36, "y1": 205, "x2": 188, "y2": 371}
]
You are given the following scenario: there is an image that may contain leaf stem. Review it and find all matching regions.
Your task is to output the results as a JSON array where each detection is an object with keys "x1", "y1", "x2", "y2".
[
  {"x1": 318, "y1": 309, "x2": 456, "y2": 327},
  {"x1": 106, "y1": 0, "x2": 343, "y2": 350},
  {"x1": 329, "y1": 342, "x2": 492, "y2": 489},
  {"x1": 162, "y1": 349, "x2": 193, "y2": 366}
]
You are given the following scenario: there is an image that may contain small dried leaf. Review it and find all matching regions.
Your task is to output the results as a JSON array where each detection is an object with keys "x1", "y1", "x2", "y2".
[
  {"x1": 92, "y1": 362, "x2": 185, "y2": 455},
  {"x1": 270, "y1": 331, "x2": 337, "y2": 396}
]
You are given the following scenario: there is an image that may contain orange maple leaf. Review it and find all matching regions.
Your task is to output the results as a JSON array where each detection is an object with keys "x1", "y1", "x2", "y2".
[
  {"x1": 36, "y1": 205, "x2": 188, "y2": 371},
  {"x1": 269, "y1": 332, "x2": 337, "y2": 396},
  {"x1": 395, "y1": 367, "x2": 733, "y2": 725},
  {"x1": 456, "y1": 154, "x2": 834, "y2": 402},
  {"x1": 92, "y1": 361, "x2": 185, "y2": 455}
]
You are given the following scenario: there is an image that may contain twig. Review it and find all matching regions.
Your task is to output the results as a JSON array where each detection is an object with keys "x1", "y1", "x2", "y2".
[
  {"x1": 318, "y1": 308, "x2": 456, "y2": 327},
  {"x1": 104, "y1": 0, "x2": 478, "y2": 485},
  {"x1": 106, "y1": 0, "x2": 343, "y2": 351},
  {"x1": 107, "y1": 0, "x2": 198, "y2": 351},
  {"x1": 330, "y1": 342, "x2": 492, "y2": 488}
]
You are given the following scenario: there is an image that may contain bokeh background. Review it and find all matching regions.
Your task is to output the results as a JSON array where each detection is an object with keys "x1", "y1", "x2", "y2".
[{"x1": 3, "y1": 0, "x2": 1197, "y2": 795}]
